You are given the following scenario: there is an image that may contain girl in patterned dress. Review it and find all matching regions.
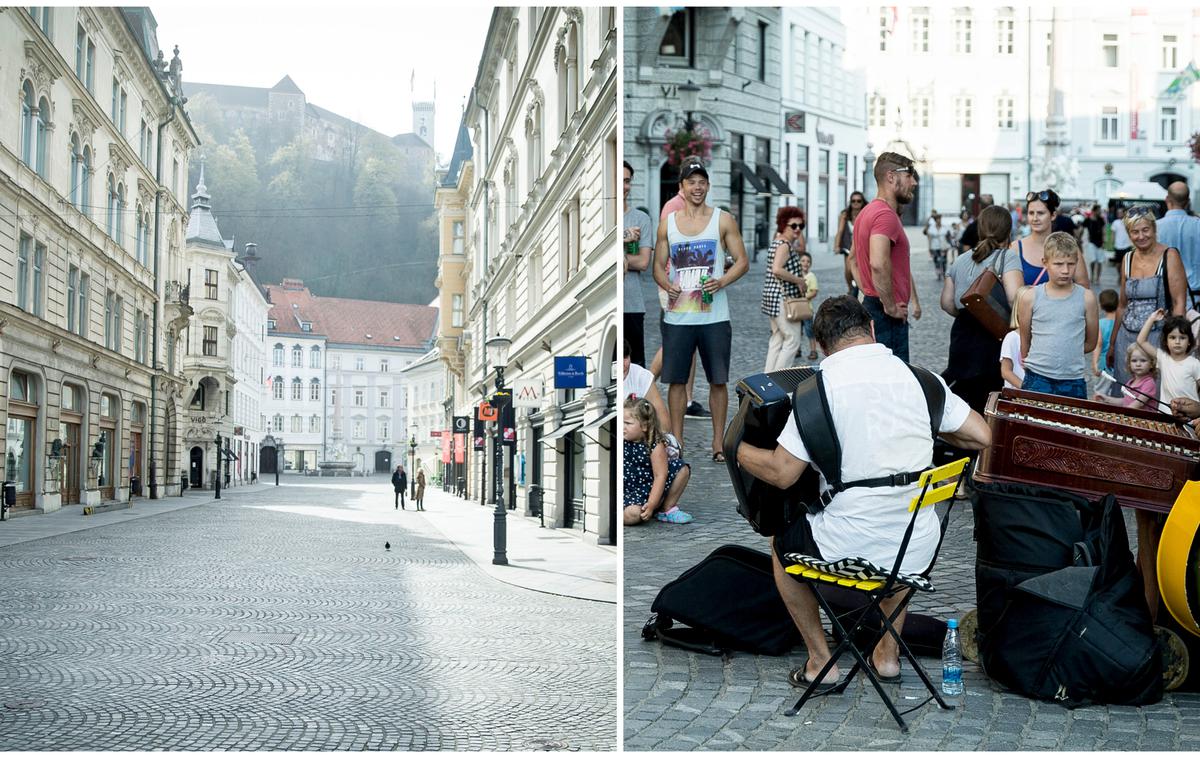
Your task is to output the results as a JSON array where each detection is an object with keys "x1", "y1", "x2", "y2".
[{"x1": 623, "y1": 397, "x2": 692, "y2": 525}]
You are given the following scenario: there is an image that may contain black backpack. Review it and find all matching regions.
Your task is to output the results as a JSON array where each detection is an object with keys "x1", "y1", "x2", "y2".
[
  {"x1": 973, "y1": 480, "x2": 1162, "y2": 707},
  {"x1": 791, "y1": 363, "x2": 945, "y2": 512}
]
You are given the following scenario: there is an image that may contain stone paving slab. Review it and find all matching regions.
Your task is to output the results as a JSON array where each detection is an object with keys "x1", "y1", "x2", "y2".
[
  {"x1": 0, "y1": 478, "x2": 616, "y2": 750},
  {"x1": 623, "y1": 231, "x2": 1199, "y2": 750}
]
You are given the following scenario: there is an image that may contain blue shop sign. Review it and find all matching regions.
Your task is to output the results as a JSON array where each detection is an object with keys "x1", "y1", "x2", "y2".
[{"x1": 554, "y1": 356, "x2": 588, "y2": 389}]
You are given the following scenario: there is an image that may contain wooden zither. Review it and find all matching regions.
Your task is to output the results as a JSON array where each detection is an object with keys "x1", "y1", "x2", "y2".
[{"x1": 974, "y1": 388, "x2": 1200, "y2": 514}]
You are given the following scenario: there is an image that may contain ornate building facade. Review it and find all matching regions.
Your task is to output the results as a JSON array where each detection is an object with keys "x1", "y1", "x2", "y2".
[
  {"x1": 0, "y1": 7, "x2": 198, "y2": 513},
  {"x1": 449, "y1": 7, "x2": 618, "y2": 544}
]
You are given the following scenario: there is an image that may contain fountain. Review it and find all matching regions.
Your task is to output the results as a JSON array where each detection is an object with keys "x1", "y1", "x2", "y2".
[{"x1": 316, "y1": 377, "x2": 355, "y2": 476}]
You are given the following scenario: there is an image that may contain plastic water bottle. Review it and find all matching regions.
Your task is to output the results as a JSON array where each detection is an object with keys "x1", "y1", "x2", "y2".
[{"x1": 942, "y1": 618, "x2": 964, "y2": 696}]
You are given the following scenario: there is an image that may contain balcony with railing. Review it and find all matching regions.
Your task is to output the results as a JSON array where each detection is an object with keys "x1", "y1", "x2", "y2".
[{"x1": 164, "y1": 280, "x2": 192, "y2": 329}]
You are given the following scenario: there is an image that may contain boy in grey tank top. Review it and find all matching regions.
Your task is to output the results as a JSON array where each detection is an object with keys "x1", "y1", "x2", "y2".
[{"x1": 1015, "y1": 232, "x2": 1100, "y2": 399}]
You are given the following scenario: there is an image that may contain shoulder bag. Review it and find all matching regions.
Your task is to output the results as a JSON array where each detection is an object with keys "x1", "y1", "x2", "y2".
[{"x1": 960, "y1": 247, "x2": 1014, "y2": 340}]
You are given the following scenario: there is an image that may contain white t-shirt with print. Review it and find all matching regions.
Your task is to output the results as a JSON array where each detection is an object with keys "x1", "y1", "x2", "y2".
[
  {"x1": 776, "y1": 343, "x2": 972, "y2": 575},
  {"x1": 623, "y1": 361, "x2": 655, "y2": 401}
]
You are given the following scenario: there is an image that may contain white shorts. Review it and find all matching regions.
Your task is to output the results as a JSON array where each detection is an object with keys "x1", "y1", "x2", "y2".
[{"x1": 1083, "y1": 240, "x2": 1106, "y2": 265}]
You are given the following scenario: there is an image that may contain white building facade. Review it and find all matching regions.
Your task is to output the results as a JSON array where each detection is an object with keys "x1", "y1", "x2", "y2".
[
  {"x1": 401, "y1": 347, "x2": 444, "y2": 486},
  {"x1": 848, "y1": 6, "x2": 1200, "y2": 223},
  {"x1": 0, "y1": 7, "x2": 198, "y2": 514},
  {"x1": 262, "y1": 280, "x2": 437, "y2": 475},
  {"x1": 460, "y1": 7, "x2": 618, "y2": 544},
  {"x1": 780, "y1": 8, "x2": 869, "y2": 253},
  {"x1": 228, "y1": 254, "x2": 267, "y2": 486}
]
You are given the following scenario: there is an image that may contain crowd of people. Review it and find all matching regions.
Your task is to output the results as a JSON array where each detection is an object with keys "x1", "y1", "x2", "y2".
[{"x1": 623, "y1": 146, "x2": 1200, "y2": 687}]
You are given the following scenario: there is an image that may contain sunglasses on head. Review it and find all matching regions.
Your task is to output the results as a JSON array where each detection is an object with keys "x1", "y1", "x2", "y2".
[
  {"x1": 1026, "y1": 190, "x2": 1053, "y2": 203},
  {"x1": 788, "y1": 222, "x2": 805, "y2": 230}
]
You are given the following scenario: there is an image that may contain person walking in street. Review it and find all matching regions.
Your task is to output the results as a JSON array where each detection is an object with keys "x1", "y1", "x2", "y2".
[
  {"x1": 940, "y1": 205, "x2": 1023, "y2": 412},
  {"x1": 1111, "y1": 206, "x2": 1133, "y2": 269},
  {"x1": 853, "y1": 151, "x2": 922, "y2": 362},
  {"x1": 957, "y1": 194, "x2": 994, "y2": 259},
  {"x1": 1155, "y1": 181, "x2": 1200, "y2": 305},
  {"x1": 761, "y1": 207, "x2": 808, "y2": 373},
  {"x1": 1011, "y1": 189, "x2": 1090, "y2": 288},
  {"x1": 624, "y1": 161, "x2": 653, "y2": 367},
  {"x1": 1104, "y1": 206, "x2": 1187, "y2": 395},
  {"x1": 414, "y1": 468, "x2": 426, "y2": 511},
  {"x1": 653, "y1": 155, "x2": 750, "y2": 462},
  {"x1": 1082, "y1": 204, "x2": 1108, "y2": 286},
  {"x1": 925, "y1": 210, "x2": 949, "y2": 280},
  {"x1": 392, "y1": 464, "x2": 407, "y2": 510},
  {"x1": 835, "y1": 191, "x2": 866, "y2": 297}
]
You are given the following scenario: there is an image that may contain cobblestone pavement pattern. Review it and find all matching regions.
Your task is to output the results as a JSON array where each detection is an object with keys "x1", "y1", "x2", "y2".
[
  {"x1": 624, "y1": 233, "x2": 1200, "y2": 751},
  {"x1": 0, "y1": 479, "x2": 616, "y2": 750}
]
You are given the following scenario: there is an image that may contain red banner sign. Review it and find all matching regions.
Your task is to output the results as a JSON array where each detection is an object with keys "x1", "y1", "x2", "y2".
[{"x1": 441, "y1": 432, "x2": 451, "y2": 463}]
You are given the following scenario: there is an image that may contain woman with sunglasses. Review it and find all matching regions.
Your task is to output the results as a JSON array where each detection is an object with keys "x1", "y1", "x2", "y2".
[
  {"x1": 761, "y1": 206, "x2": 808, "y2": 371},
  {"x1": 835, "y1": 191, "x2": 867, "y2": 297},
  {"x1": 1104, "y1": 206, "x2": 1187, "y2": 392},
  {"x1": 1011, "y1": 189, "x2": 1091, "y2": 288}
]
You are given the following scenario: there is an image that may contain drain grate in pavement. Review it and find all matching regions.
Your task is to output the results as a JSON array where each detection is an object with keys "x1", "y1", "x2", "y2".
[{"x1": 220, "y1": 631, "x2": 297, "y2": 644}]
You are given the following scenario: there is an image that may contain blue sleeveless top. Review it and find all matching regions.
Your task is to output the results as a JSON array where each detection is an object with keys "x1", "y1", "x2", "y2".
[{"x1": 1017, "y1": 240, "x2": 1047, "y2": 286}]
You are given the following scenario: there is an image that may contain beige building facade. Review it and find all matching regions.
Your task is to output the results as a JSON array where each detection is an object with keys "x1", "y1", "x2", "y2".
[
  {"x1": 448, "y1": 7, "x2": 618, "y2": 544},
  {"x1": 1, "y1": 7, "x2": 198, "y2": 513}
]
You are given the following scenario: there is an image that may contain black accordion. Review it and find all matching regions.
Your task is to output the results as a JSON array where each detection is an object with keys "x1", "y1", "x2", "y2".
[{"x1": 723, "y1": 367, "x2": 822, "y2": 536}]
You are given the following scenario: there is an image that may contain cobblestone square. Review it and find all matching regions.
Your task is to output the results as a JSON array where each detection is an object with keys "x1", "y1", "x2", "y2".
[
  {"x1": 623, "y1": 233, "x2": 1200, "y2": 750},
  {"x1": 0, "y1": 479, "x2": 616, "y2": 751}
]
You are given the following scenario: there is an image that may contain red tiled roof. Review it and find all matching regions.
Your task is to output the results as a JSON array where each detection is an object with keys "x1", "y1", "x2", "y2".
[{"x1": 263, "y1": 281, "x2": 436, "y2": 349}]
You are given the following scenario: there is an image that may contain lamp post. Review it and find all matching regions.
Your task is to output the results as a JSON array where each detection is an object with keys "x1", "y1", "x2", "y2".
[
  {"x1": 485, "y1": 333, "x2": 512, "y2": 566},
  {"x1": 678, "y1": 80, "x2": 701, "y2": 133},
  {"x1": 408, "y1": 433, "x2": 417, "y2": 499},
  {"x1": 214, "y1": 432, "x2": 222, "y2": 500},
  {"x1": 275, "y1": 438, "x2": 282, "y2": 487}
]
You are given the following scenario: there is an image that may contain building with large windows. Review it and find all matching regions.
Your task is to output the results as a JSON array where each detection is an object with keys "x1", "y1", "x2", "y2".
[
  {"x1": 0, "y1": 7, "x2": 198, "y2": 514},
  {"x1": 261, "y1": 280, "x2": 436, "y2": 474},
  {"x1": 452, "y1": 7, "x2": 618, "y2": 544},
  {"x1": 624, "y1": 7, "x2": 792, "y2": 258},
  {"x1": 847, "y1": 6, "x2": 1200, "y2": 221}
]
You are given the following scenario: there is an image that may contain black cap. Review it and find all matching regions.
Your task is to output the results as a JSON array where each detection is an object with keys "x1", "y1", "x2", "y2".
[{"x1": 678, "y1": 155, "x2": 708, "y2": 183}]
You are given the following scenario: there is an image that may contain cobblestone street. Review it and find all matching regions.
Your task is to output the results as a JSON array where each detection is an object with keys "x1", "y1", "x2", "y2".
[
  {"x1": 0, "y1": 479, "x2": 616, "y2": 751},
  {"x1": 624, "y1": 231, "x2": 1200, "y2": 750}
]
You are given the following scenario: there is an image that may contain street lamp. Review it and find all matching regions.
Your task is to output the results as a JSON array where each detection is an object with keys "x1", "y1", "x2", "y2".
[
  {"x1": 485, "y1": 333, "x2": 513, "y2": 566},
  {"x1": 678, "y1": 80, "x2": 701, "y2": 133},
  {"x1": 275, "y1": 437, "x2": 282, "y2": 487},
  {"x1": 408, "y1": 433, "x2": 417, "y2": 499}
]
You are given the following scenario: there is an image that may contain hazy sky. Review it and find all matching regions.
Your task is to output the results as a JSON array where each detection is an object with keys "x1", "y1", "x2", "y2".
[{"x1": 150, "y1": 2, "x2": 491, "y2": 163}]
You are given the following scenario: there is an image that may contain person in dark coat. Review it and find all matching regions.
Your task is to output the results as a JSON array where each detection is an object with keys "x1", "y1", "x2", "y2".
[{"x1": 392, "y1": 464, "x2": 407, "y2": 510}]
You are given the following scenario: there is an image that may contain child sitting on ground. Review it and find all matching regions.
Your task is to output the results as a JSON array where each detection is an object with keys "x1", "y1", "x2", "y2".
[
  {"x1": 1092, "y1": 289, "x2": 1119, "y2": 395},
  {"x1": 1017, "y1": 232, "x2": 1099, "y2": 399},
  {"x1": 1138, "y1": 310, "x2": 1200, "y2": 406},
  {"x1": 1094, "y1": 343, "x2": 1157, "y2": 410},
  {"x1": 623, "y1": 397, "x2": 693, "y2": 525},
  {"x1": 999, "y1": 286, "x2": 1030, "y2": 389}
]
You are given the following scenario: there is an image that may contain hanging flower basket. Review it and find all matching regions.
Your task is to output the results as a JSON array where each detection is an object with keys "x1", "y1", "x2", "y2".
[
  {"x1": 662, "y1": 126, "x2": 713, "y2": 167},
  {"x1": 1190, "y1": 132, "x2": 1200, "y2": 164}
]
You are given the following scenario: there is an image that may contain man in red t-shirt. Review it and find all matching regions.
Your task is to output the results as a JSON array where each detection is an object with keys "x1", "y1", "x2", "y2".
[{"x1": 853, "y1": 151, "x2": 921, "y2": 362}]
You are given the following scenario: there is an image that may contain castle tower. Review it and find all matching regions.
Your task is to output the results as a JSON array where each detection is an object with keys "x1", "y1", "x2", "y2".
[{"x1": 412, "y1": 73, "x2": 435, "y2": 149}]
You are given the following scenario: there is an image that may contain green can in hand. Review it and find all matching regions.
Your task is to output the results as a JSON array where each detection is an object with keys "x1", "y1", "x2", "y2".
[{"x1": 699, "y1": 274, "x2": 714, "y2": 304}]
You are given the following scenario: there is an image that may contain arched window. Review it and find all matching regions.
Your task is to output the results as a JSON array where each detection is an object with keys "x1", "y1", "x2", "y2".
[
  {"x1": 20, "y1": 81, "x2": 34, "y2": 165},
  {"x1": 309, "y1": 378, "x2": 321, "y2": 401},
  {"x1": 69, "y1": 133, "x2": 82, "y2": 207},
  {"x1": 291, "y1": 344, "x2": 302, "y2": 367},
  {"x1": 291, "y1": 377, "x2": 302, "y2": 401},
  {"x1": 272, "y1": 375, "x2": 284, "y2": 400},
  {"x1": 272, "y1": 343, "x2": 283, "y2": 367},
  {"x1": 115, "y1": 182, "x2": 126, "y2": 246},
  {"x1": 105, "y1": 173, "x2": 116, "y2": 235},
  {"x1": 557, "y1": 23, "x2": 579, "y2": 133},
  {"x1": 273, "y1": 414, "x2": 283, "y2": 432},
  {"x1": 309, "y1": 415, "x2": 320, "y2": 433},
  {"x1": 309, "y1": 345, "x2": 321, "y2": 368},
  {"x1": 80, "y1": 145, "x2": 92, "y2": 213},
  {"x1": 143, "y1": 211, "x2": 152, "y2": 264},
  {"x1": 35, "y1": 96, "x2": 49, "y2": 178}
]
